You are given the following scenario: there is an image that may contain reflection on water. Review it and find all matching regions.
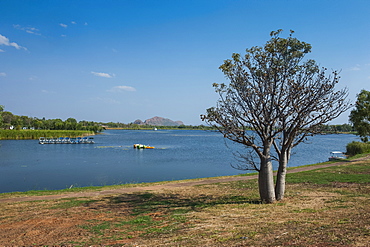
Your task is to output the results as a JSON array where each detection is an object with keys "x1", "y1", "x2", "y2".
[{"x1": 0, "y1": 129, "x2": 359, "y2": 193}]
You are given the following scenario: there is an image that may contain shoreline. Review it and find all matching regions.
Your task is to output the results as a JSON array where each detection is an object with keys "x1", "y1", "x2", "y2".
[{"x1": 1, "y1": 154, "x2": 369, "y2": 204}]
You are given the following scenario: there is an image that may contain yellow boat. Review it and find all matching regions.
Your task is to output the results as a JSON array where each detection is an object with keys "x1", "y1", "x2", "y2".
[{"x1": 133, "y1": 144, "x2": 155, "y2": 149}]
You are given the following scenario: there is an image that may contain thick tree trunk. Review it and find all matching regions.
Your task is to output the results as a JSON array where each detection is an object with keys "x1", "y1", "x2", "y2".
[
  {"x1": 275, "y1": 159, "x2": 287, "y2": 201},
  {"x1": 275, "y1": 149, "x2": 290, "y2": 201},
  {"x1": 258, "y1": 154, "x2": 276, "y2": 204}
]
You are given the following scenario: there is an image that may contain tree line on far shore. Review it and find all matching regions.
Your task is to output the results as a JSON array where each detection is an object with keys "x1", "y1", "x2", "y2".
[
  {"x1": 102, "y1": 122, "x2": 215, "y2": 130},
  {"x1": 0, "y1": 105, "x2": 355, "y2": 133},
  {"x1": 103, "y1": 121, "x2": 354, "y2": 132},
  {"x1": 0, "y1": 106, "x2": 103, "y2": 133},
  {"x1": 0, "y1": 105, "x2": 214, "y2": 133}
]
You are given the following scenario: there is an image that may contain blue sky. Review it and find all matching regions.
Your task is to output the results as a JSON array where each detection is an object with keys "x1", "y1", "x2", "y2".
[{"x1": 0, "y1": 0, "x2": 369, "y2": 125}]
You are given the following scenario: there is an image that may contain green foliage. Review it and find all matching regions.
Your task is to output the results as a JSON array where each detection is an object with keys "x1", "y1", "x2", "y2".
[
  {"x1": 349, "y1": 89, "x2": 370, "y2": 142},
  {"x1": 319, "y1": 124, "x2": 354, "y2": 133},
  {"x1": 202, "y1": 29, "x2": 350, "y2": 164},
  {"x1": 346, "y1": 141, "x2": 370, "y2": 156},
  {"x1": 0, "y1": 129, "x2": 94, "y2": 140},
  {"x1": 0, "y1": 105, "x2": 104, "y2": 132},
  {"x1": 0, "y1": 105, "x2": 3, "y2": 127}
]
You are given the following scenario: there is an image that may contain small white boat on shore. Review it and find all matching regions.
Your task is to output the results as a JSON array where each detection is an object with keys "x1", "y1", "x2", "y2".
[{"x1": 329, "y1": 151, "x2": 346, "y2": 161}]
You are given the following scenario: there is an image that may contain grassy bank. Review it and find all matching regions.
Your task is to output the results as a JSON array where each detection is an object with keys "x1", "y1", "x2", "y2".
[
  {"x1": 0, "y1": 129, "x2": 95, "y2": 140},
  {"x1": 0, "y1": 158, "x2": 369, "y2": 246},
  {"x1": 1, "y1": 154, "x2": 368, "y2": 199}
]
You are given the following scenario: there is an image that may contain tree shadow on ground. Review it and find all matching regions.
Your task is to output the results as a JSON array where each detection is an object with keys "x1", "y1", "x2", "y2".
[{"x1": 86, "y1": 191, "x2": 261, "y2": 214}]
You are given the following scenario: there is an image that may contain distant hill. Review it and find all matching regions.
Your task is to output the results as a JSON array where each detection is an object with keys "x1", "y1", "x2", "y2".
[{"x1": 133, "y1": 116, "x2": 184, "y2": 126}]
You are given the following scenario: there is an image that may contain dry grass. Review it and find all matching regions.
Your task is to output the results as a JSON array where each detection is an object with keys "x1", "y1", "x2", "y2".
[{"x1": 0, "y1": 163, "x2": 369, "y2": 246}]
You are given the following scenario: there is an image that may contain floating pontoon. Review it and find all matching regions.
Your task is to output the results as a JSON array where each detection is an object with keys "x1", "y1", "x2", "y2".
[{"x1": 39, "y1": 137, "x2": 94, "y2": 144}]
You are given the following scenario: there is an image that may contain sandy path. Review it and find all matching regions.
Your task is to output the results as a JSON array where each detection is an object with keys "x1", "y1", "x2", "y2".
[{"x1": 1, "y1": 155, "x2": 369, "y2": 204}]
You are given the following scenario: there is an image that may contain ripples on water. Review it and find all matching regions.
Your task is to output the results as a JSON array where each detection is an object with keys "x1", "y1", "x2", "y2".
[{"x1": 0, "y1": 129, "x2": 359, "y2": 193}]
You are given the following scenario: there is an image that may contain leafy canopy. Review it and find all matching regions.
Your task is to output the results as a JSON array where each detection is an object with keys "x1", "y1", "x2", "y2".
[
  {"x1": 349, "y1": 89, "x2": 370, "y2": 142},
  {"x1": 202, "y1": 29, "x2": 350, "y2": 171}
]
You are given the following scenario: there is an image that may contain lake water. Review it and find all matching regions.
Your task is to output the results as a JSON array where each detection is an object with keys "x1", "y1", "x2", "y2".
[{"x1": 0, "y1": 129, "x2": 359, "y2": 193}]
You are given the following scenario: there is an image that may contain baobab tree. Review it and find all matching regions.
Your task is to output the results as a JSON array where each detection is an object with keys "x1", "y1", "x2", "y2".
[{"x1": 201, "y1": 30, "x2": 350, "y2": 203}]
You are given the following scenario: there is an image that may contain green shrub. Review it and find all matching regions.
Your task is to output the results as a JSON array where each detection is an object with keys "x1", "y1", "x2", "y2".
[
  {"x1": 346, "y1": 141, "x2": 370, "y2": 156},
  {"x1": 0, "y1": 130, "x2": 94, "y2": 140}
]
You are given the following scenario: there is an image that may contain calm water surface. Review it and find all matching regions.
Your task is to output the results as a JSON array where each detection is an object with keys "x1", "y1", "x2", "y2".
[{"x1": 0, "y1": 129, "x2": 359, "y2": 193}]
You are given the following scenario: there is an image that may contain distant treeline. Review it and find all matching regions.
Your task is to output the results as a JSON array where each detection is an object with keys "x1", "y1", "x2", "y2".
[
  {"x1": 103, "y1": 122, "x2": 353, "y2": 133},
  {"x1": 318, "y1": 124, "x2": 354, "y2": 133},
  {"x1": 102, "y1": 122, "x2": 215, "y2": 130},
  {"x1": 0, "y1": 110, "x2": 104, "y2": 133},
  {"x1": 0, "y1": 106, "x2": 354, "y2": 134}
]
